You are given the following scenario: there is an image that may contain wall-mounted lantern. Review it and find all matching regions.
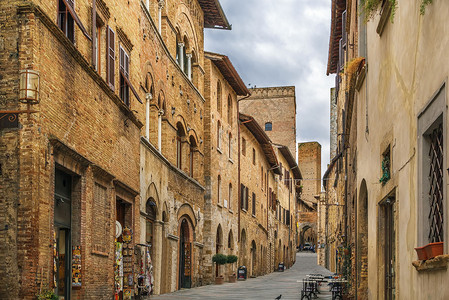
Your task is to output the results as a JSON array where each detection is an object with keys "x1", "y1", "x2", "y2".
[{"x1": 19, "y1": 69, "x2": 40, "y2": 104}]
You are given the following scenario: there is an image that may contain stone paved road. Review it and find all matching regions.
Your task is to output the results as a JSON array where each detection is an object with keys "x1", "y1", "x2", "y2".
[{"x1": 150, "y1": 252, "x2": 334, "y2": 300}]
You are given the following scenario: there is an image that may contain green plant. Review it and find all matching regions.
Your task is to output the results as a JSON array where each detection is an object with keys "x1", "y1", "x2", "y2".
[
  {"x1": 420, "y1": 0, "x2": 433, "y2": 15},
  {"x1": 37, "y1": 289, "x2": 58, "y2": 300},
  {"x1": 361, "y1": 0, "x2": 434, "y2": 23},
  {"x1": 379, "y1": 155, "x2": 390, "y2": 185},
  {"x1": 226, "y1": 254, "x2": 238, "y2": 264},
  {"x1": 212, "y1": 253, "x2": 227, "y2": 265}
]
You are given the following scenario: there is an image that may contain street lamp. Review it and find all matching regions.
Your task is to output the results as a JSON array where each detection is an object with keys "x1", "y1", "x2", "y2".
[{"x1": 19, "y1": 69, "x2": 40, "y2": 104}]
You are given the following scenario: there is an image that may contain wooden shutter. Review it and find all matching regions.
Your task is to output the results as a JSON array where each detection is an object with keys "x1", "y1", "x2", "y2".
[
  {"x1": 107, "y1": 27, "x2": 115, "y2": 89},
  {"x1": 119, "y1": 46, "x2": 129, "y2": 78},
  {"x1": 342, "y1": 10, "x2": 347, "y2": 48},
  {"x1": 245, "y1": 187, "x2": 249, "y2": 210},
  {"x1": 240, "y1": 184, "x2": 244, "y2": 209}
]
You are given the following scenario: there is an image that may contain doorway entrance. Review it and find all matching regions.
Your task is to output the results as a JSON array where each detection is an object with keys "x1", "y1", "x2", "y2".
[
  {"x1": 381, "y1": 195, "x2": 395, "y2": 300},
  {"x1": 54, "y1": 169, "x2": 72, "y2": 300},
  {"x1": 179, "y1": 218, "x2": 192, "y2": 289}
]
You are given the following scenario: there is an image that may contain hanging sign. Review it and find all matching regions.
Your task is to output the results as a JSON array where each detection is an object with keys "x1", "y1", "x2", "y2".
[
  {"x1": 122, "y1": 226, "x2": 133, "y2": 243},
  {"x1": 72, "y1": 246, "x2": 82, "y2": 288}
]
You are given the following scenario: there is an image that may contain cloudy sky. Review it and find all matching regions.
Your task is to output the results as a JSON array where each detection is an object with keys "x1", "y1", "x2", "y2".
[{"x1": 205, "y1": 0, "x2": 335, "y2": 182}]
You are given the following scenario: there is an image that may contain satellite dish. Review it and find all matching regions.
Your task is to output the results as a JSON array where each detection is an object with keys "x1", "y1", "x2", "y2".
[{"x1": 116, "y1": 220, "x2": 122, "y2": 239}]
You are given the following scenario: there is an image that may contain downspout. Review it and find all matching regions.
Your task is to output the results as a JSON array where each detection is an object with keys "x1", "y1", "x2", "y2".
[{"x1": 237, "y1": 94, "x2": 251, "y2": 242}]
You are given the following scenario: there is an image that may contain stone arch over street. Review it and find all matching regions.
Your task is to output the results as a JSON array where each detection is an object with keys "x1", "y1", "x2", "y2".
[{"x1": 298, "y1": 222, "x2": 317, "y2": 249}]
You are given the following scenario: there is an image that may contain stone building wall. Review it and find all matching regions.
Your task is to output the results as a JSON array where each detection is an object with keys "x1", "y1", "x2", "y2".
[
  {"x1": 239, "y1": 125, "x2": 272, "y2": 276},
  {"x1": 239, "y1": 86, "x2": 297, "y2": 157},
  {"x1": 202, "y1": 57, "x2": 240, "y2": 283}
]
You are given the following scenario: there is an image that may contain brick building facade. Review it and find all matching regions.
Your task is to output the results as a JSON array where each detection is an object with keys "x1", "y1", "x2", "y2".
[
  {"x1": 239, "y1": 86, "x2": 297, "y2": 157},
  {"x1": 0, "y1": 0, "x2": 302, "y2": 299}
]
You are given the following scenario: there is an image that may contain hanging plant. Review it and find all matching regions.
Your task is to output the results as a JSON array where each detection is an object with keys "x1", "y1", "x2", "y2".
[
  {"x1": 360, "y1": 0, "x2": 396, "y2": 23},
  {"x1": 360, "y1": 0, "x2": 433, "y2": 23},
  {"x1": 420, "y1": 0, "x2": 433, "y2": 15}
]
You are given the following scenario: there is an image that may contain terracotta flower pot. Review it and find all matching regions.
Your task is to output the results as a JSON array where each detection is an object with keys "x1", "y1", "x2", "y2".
[
  {"x1": 228, "y1": 274, "x2": 236, "y2": 283},
  {"x1": 414, "y1": 246, "x2": 427, "y2": 260},
  {"x1": 215, "y1": 276, "x2": 224, "y2": 285},
  {"x1": 424, "y1": 242, "x2": 443, "y2": 259}
]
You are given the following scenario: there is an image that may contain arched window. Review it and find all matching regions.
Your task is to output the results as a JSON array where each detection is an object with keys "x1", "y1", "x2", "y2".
[
  {"x1": 227, "y1": 95, "x2": 232, "y2": 124},
  {"x1": 217, "y1": 175, "x2": 221, "y2": 205},
  {"x1": 217, "y1": 81, "x2": 222, "y2": 114},
  {"x1": 176, "y1": 123, "x2": 185, "y2": 169},
  {"x1": 217, "y1": 120, "x2": 222, "y2": 149},
  {"x1": 228, "y1": 230, "x2": 234, "y2": 250},
  {"x1": 228, "y1": 133, "x2": 232, "y2": 158},
  {"x1": 189, "y1": 136, "x2": 196, "y2": 178},
  {"x1": 176, "y1": 31, "x2": 181, "y2": 66},
  {"x1": 265, "y1": 122, "x2": 272, "y2": 131}
]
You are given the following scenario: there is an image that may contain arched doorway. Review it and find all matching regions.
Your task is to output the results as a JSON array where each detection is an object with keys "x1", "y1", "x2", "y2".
[
  {"x1": 160, "y1": 205, "x2": 169, "y2": 294},
  {"x1": 216, "y1": 224, "x2": 223, "y2": 277},
  {"x1": 178, "y1": 217, "x2": 192, "y2": 289},
  {"x1": 145, "y1": 198, "x2": 157, "y2": 256},
  {"x1": 250, "y1": 240, "x2": 257, "y2": 276},
  {"x1": 358, "y1": 179, "x2": 368, "y2": 299},
  {"x1": 240, "y1": 229, "x2": 247, "y2": 266}
]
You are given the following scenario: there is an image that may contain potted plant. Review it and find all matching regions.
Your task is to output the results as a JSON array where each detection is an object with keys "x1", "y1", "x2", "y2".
[
  {"x1": 414, "y1": 245, "x2": 427, "y2": 260},
  {"x1": 37, "y1": 289, "x2": 58, "y2": 300},
  {"x1": 424, "y1": 242, "x2": 443, "y2": 260},
  {"x1": 226, "y1": 254, "x2": 238, "y2": 283},
  {"x1": 212, "y1": 253, "x2": 227, "y2": 284}
]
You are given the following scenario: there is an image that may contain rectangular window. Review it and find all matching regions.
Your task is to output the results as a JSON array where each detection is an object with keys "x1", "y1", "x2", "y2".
[
  {"x1": 228, "y1": 184, "x2": 232, "y2": 210},
  {"x1": 252, "y1": 193, "x2": 256, "y2": 216},
  {"x1": 119, "y1": 46, "x2": 130, "y2": 106},
  {"x1": 94, "y1": 22, "x2": 102, "y2": 72},
  {"x1": 427, "y1": 122, "x2": 444, "y2": 242},
  {"x1": 240, "y1": 184, "x2": 246, "y2": 210},
  {"x1": 58, "y1": 0, "x2": 75, "y2": 43},
  {"x1": 245, "y1": 187, "x2": 249, "y2": 211},
  {"x1": 107, "y1": 27, "x2": 115, "y2": 90},
  {"x1": 252, "y1": 148, "x2": 256, "y2": 165},
  {"x1": 242, "y1": 138, "x2": 246, "y2": 156},
  {"x1": 418, "y1": 85, "x2": 445, "y2": 246}
]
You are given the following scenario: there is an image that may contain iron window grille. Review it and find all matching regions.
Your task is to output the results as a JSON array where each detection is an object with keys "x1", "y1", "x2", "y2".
[{"x1": 428, "y1": 123, "x2": 444, "y2": 243}]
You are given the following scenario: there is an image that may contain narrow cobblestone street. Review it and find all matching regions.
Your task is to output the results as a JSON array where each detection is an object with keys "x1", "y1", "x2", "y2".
[{"x1": 151, "y1": 253, "x2": 333, "y2": 300}]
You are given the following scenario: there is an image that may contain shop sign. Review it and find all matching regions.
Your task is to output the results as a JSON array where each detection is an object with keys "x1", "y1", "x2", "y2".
[{"x1": 72, "y1": 246, "x2": 82, "y2": 288}]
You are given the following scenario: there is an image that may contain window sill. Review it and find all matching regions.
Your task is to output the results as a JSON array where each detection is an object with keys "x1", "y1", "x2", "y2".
[
  {"x1": 217, "y1": 203, "x2": 223, "y2": 208},
  {"x1": 412, "y1": 254, "x2": 449, "y2": 272},
  {"x1": 241, "y1": 208, "x2": 247, "y2": 213},
  {"x1": 252, "y1": 214, "x2": 256, "y2": 218},
  {"x1": 228, "y1": 158, "x2": 234, "y2": 164},
  {"x1": 217, "y1": 148, "x2": 222, "y2": 154},
  {"x1": 229, "y1": 209, "x2": 233, "y2": 214}
]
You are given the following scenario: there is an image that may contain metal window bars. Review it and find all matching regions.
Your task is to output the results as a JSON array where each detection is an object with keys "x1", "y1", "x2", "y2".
[{"x1": 428, "y1": 123, "x2": 444, "y2": 243}]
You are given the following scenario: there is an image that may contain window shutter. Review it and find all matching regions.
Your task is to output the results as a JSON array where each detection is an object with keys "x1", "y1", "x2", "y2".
[
  {"x1": 342, "y1": 10, "x2": 347, "y2": 48},
  {"x1": 107, "y1": 27, "x2": 115, "y2": 89},
  {"x1": 240, "y1": 184, "x2": 244, "y2": 209},
  {"x1": 245, "y1": 187, "x2": 249, "y2": 210}
]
